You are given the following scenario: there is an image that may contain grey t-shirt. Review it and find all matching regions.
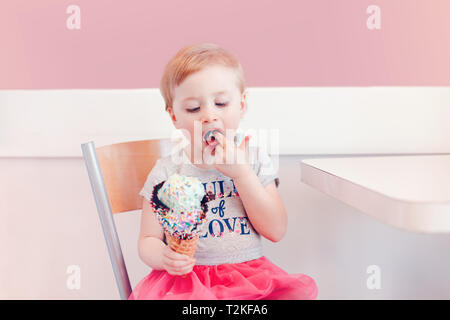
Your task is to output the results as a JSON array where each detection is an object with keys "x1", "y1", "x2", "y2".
[{"x1": 139, "y1": 147, "x2": 280, "y2": 265}]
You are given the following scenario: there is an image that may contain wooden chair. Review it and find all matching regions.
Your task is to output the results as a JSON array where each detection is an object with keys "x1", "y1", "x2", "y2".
[{"x1": 81, "y1": 139, "x2": 173, "y2": 300}]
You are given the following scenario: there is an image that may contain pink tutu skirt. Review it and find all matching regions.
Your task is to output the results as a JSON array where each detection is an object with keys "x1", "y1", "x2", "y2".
[{"x1": 128, "y1": 256, "x2": 318, "y2": 300}]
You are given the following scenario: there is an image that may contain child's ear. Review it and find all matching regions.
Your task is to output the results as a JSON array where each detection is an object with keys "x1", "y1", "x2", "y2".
[
  {"x1": 240, "y1": 92, "x2": 247, "y2": 119},
  {"x1": 167, "y1": 106, "x2": 177, "y2": 123}
]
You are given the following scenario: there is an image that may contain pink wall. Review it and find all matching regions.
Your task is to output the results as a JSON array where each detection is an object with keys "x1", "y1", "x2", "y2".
[{"x1": 1, "y1": 0, "x2": 449, "y2": 89}]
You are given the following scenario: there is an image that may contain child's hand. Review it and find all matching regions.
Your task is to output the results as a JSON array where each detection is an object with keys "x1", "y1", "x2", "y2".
[
  {"x1": 162, "y1": 245, "x2": 196, "y2": 276},
  {"x1": 204, "y1": 132, "x2": 252, "y2": 179}
]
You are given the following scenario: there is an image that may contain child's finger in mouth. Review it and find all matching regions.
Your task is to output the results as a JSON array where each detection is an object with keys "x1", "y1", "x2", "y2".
[
  {"x1": 204, "y1": 129, "x2": 224, "y2": 146},
  {"x1": 207, "y1": 131, "x2": 225, "y2": 149}
]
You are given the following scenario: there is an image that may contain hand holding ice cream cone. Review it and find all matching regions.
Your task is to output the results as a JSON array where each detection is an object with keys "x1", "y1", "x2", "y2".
[{"x1": 150, "y1": 173, "x2": 209, "y2": 276}]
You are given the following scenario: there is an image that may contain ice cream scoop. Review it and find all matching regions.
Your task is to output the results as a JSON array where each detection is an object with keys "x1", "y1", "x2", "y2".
[
  {"x1": 157, "y1": 173, "x2": 204, "y2": 213},
  {"x1": 152, "y1": 173, "x2": 208, "y2": 240}
]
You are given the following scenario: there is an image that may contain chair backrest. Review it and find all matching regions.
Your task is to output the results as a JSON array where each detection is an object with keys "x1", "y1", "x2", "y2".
[
  {"x1": 81, "y1": 138, "x2": 173, "y2": 300},
  {"x1": 96, "y1": 139, "x2": 173, "y2": 214}
]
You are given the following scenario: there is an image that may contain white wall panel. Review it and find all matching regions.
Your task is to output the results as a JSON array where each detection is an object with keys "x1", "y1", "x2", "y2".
[{"x1": 1, "y1": 87, "x2": 449, "y2": 157}]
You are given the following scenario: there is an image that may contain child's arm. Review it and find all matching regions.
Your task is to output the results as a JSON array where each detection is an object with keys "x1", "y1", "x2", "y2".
[
  {"x1": 233, "y1": 170, "x2": 288, "y2": 242},
  {"x1": 138, "y1": 199, "x2": 166, "y2": 270},
  {"x1": 138, "y1": 198, "x2": 196, "y2": 275}
]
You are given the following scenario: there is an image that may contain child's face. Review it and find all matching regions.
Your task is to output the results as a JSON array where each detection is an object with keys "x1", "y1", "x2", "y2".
[{"x1": 168, "y1": 65, "x2": 246, "y2": 157}]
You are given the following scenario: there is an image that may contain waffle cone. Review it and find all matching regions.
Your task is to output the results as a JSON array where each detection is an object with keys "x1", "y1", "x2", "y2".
[{"x1": 164, "y1": 231, "x2": 200, "y2": 258}]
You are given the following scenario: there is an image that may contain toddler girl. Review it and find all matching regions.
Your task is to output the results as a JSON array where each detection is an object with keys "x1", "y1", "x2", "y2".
[{"x1": 128, "y1": 43, "x2": 318, "y2": 300}]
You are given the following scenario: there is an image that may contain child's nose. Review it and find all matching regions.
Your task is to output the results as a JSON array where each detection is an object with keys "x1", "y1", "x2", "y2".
[{"x1": 200, "y1": 104, "x2": 218, "y2": 124}]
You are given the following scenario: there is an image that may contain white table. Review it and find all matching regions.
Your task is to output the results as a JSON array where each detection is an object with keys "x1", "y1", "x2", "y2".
[{"x1": 300, "y1": 154, "x2": 450, "y2": 233}]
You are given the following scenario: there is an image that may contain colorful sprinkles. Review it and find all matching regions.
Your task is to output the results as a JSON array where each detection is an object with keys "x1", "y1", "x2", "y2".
[{"x1": 150, "y1": 174, "x2": 208, "y2": 241}]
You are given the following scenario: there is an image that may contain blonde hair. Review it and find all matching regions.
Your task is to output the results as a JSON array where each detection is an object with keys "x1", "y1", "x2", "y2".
[{"x1": 160, "y1": 43, "x2": 246, "y2": 112}]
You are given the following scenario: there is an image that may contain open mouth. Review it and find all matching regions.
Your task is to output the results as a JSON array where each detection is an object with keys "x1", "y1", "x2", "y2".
[{"x1": 203, "y1": 129, "x2": 223, "y2": 146}]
